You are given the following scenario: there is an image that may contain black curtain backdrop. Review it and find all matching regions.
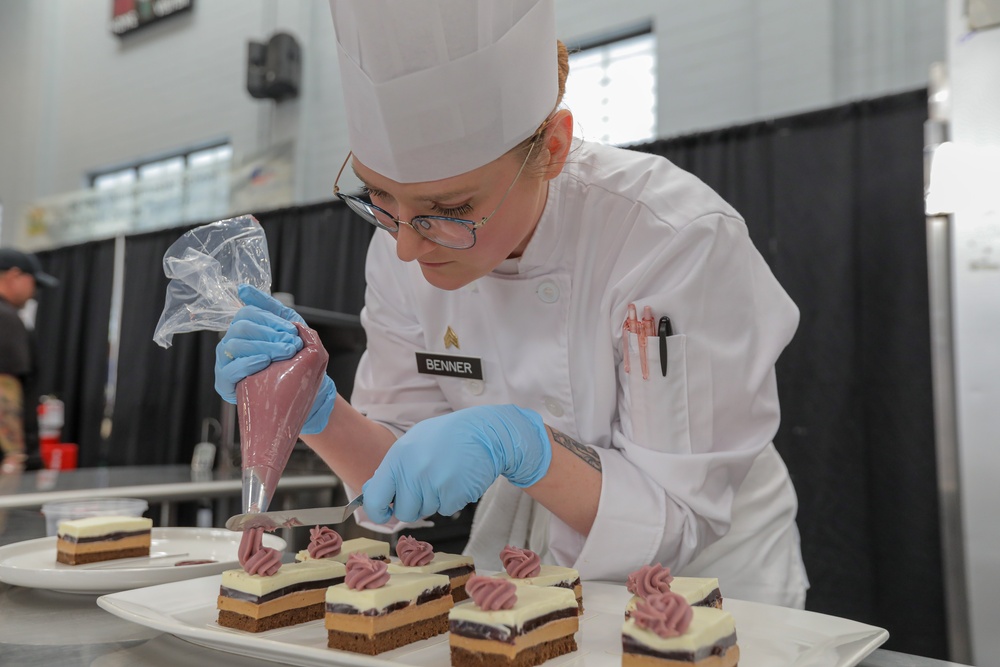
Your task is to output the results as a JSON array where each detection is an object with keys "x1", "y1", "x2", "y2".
[
  {"x1": 34, "y1": 239, "x2": 116, "y2": 468},
  {"x1": 30, "y1": 89, "x2": 942, "y2": 658},
  {"x1": 635, "y1": 88, "x2": 942, "y2": 658}
]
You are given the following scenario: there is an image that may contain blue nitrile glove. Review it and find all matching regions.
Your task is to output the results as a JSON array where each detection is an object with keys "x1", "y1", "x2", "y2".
[
  {"x1": 362, "y1": 405, "x2": 552, "y2": 523},
  {"x1": 214, "y1": 284, "x2": 337, "y2": 435}
]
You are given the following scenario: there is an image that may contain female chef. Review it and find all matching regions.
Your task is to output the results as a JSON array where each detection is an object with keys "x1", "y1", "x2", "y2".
[{"x1": 216, "y1": 0, "x2": 808, "y2": 608}]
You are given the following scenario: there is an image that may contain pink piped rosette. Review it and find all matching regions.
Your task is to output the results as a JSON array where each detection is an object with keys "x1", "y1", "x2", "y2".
[
  {"x1": 307, "y1": 526, "x2": 343, "y2": 559},
  {"x1": 396, "y1": 535, "x2": 434, "y2": 567},
  {"x1": 238, "y1": 527, "x2": 282, "y2": 576},
  {"x1": 500, "y1": 545, "x2": 541, "y2": 578},
  {"x1": 345, "y1": 553, "x2": 390, "y2": 590},
  {"x1": 627, "y1": 563, "x2": 674, "y2": 599},
  {"x1": 466, "y1": 575, "x2": 518, "y2": 611},
  {"x1": 631, "y1": 591, "x2": 693, "y2": 638}
]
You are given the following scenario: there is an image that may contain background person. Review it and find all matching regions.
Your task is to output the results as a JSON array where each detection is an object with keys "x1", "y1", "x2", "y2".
[{"x1": 0, "y1": 248, "x2": 58, "y2": 473}]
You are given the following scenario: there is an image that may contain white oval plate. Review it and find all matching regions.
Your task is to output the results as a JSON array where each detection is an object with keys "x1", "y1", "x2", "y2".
[{"x1": 0, "y1": 527, "x2": 285, "y2": 595}]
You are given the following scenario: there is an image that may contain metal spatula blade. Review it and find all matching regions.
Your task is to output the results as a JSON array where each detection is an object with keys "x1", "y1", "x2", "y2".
[{"x1": 225, "y1": 495, "x2": 363, "y2": 531}]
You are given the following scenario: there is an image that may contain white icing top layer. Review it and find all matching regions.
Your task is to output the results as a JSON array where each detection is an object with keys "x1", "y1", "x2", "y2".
[
  {"x1": 449, "y1": 586, "x2": 577, "y2": 632},
  {"x1": 495, "y1": 564, "x2": 579, "y2": 588},
  {"x1": 295, "y1": 537, "x2": 390, "y2": 563},
  {"x1": 622, "y1": 606, "x2": 735, "y2": 652},
  {"x1": 57, "y1": 516, "x2": 152, "y2": 539},
  {"x1": 386, "y1": 552, "x2": 474, "y2": 575},
  {"x1": 325, "y1": 572, "x2": 450, "y2": 612},
  {"x1": 221, "y1": 559, "x2": 345, "y2": 597},
  {"x1": 625, "y1": 576, "x2": 719, "y2": 613}
]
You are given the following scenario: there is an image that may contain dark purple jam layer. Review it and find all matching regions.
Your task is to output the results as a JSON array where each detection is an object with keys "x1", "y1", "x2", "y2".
[
  {"x1": 698, "y1": 588, "x2": 723, "y2": 608},
  {"x1": 220, "y1": 576, "x2": 345, "y2": 604},
  {"x1": 439, "y1": 564, "x2": 475, "y2": 578},
  {"x1": 325, "y1": 585, "x2": 450, "y2": 617},
  {"x1": 449, "y1": 607, "x2": 578, "y2": 644},
  {"x1": 622, "y1": 631, "x2": 737, "y2": 661},
  {"x1": 57, "y1": 529, "x2": 149, "y2": 544}
]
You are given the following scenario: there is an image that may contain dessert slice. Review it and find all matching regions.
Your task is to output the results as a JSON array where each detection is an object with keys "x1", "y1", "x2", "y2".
[
  {"x1": 56, "y1": 516, "x2": 152, "y2": 565},
  {"x1": 387, "y1": 535, "x2": 476, "y2": 602},
  {"x1": 325, "y1": 554, "x2": 452, "y2": 655},
  {"x1": 217, "y1": 558, "x2": 346, "y2": 632},
  {"x1": 218, "y1": 528, "x2": 344, "y2": 633},
  {"x1": 624, "y1": 564, "x2": 723, "y2": 619},
  {"x1": 622, "y1": 592, "x2": 739, "y2": 667},
  {"x1": 449, "y1": 575, "x2": 579, "y2": 667},
  {"x1": 494, "y1": 545, "x2": 583, "y2": 613}
]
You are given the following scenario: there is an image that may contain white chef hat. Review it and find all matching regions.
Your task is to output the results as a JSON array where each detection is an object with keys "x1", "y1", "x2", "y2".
[{"x1": 329, "y1": 0, "x2": 558, "y2": 183}]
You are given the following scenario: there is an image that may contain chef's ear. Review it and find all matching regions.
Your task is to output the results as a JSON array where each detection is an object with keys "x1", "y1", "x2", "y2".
[{"x1": 538, "y1": 109, "x2": 574, "y2": 181}]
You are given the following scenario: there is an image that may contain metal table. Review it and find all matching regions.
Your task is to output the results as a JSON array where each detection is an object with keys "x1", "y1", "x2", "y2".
[{"x1": 0, "y1": 464, "x2": 339, "y2": 535}]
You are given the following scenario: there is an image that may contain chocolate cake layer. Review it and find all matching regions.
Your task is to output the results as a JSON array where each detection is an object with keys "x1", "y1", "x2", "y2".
[
  {"x1": 327, "y1": 614, "x2": 448, "y2": 655},
  {"x1": 218, "y1": 603, "x2": 324, "y2": 633},
  {"x1": 56, "y1": 546, "x2": 149, "y2": 565},
  {"x1": 450, "y1": 635, "x2": 577, "y2": 667}
]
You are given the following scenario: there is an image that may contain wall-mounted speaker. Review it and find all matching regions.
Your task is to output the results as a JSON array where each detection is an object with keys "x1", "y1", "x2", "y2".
[{"x1": 247, "y1": 31, "x2": 301, "y2": 101}]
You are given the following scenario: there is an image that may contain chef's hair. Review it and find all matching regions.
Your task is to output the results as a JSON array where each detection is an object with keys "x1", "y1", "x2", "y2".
[{"x1": 514, "y1": 40, "x2": 571, "y2": 176}]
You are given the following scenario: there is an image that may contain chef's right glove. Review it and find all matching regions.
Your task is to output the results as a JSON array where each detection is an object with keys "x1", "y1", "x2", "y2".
[
  {"x1": 214, "y1": 284, "x2": 337, "y2": 434},
  {"x1": 362, "y1": 405, "x2": 552, "y2": 523}
]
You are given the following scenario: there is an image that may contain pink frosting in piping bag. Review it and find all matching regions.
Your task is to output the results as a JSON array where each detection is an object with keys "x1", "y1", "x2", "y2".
[{"x1": 237, "y1": 322, "x2": 329, "y2": 513}]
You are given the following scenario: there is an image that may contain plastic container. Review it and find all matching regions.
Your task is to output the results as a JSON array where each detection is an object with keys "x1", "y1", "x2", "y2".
[{"x1": 41, "y1": 498, "x2": 149, "y2": 537}]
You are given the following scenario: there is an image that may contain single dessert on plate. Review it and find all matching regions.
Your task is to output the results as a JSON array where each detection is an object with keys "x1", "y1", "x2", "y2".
[
  {"x1": 217, "y1": 527, "x2": 345, "y2": 633},
  {"x1": 495, "y1": 545, "x2": 583, "y2": 613},
  {"x1": 449, "y1": 574, "x2": 579, "y2": 667},
  {"x1": 387, "y1": 534, "x2": 476, "y2": 602},
  {"x1": 621, "y1": 591, "x2": 739, "y2": 667},
  {"x1": 325, "y1": 553, "x2": 453, "y2": 655},
  {"x1": 624, "y1": 564, "x2": 723, "y2": 619},
  {"x1": 56, "y1": 515, "x2": 152, "y2": 565},
  {"x1": 294, "y1": 526, "x2": 390, "y2": 563}
]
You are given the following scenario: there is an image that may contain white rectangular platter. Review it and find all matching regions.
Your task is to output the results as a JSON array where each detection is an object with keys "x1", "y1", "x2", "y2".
[{"x1": 98, "y1": 575, "x2": 888, "y2": 667}]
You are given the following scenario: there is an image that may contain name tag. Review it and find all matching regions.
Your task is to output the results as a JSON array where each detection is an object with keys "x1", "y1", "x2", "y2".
[{"x1": 415, "y1": 352, "x2": 483, "y2": 380}]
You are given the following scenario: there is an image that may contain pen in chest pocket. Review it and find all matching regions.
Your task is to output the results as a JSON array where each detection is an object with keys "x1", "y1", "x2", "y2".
[
  {"x1": 658, "y1": 316, "x2": 673, "y2": 377},
  {"x1": 622, "y1": 303, "x2": 639, "y2": 373},
  {"x1": 639, "y1": 306, "x2": 654, "y2": 380}
]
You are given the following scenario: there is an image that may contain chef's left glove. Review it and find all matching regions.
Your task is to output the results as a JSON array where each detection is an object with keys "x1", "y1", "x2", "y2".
[
  {"x1": 362, "y1": 405, "x2": 552, "y2": 523},
  {"x1": 215, "y1": 284, "x2": 337, "y2": 434}
]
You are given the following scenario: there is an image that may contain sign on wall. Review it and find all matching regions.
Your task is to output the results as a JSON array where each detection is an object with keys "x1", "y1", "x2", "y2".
[{"x1": 111, "y1": 0, "x2": 193, "y2": 37}]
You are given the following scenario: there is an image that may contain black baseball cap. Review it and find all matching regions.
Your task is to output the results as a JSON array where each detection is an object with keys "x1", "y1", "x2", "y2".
[{"x1": 0, "y1": 248, "x2": 59, "y2": 288}]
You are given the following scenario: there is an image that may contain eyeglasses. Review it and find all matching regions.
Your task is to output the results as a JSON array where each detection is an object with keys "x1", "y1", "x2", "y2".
[{"x1": 332, "y1": 140, "x2": 535, "y2": 250}]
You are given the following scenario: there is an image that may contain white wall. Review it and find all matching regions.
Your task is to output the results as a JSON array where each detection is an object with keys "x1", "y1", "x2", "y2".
[
  {"x1": 0, "y1": 0, "x2": 943, "y2": 248},
  {"x1": 946, "y1": 1, "x2": 1000, "y2": 663}
]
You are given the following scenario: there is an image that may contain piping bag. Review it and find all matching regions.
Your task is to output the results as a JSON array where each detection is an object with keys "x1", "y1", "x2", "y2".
[
  {"x1": 237, "y1": 322, "x2": 329, "y2": 513},
  {"x1": 152, "y1": 215, "x2": 329, "y2": 515}
]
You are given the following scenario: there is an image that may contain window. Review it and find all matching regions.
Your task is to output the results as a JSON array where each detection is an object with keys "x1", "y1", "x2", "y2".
[
  {"x1": 564, "y1": 29, "x2": 657, "y2": 146},
  {"x1": 87, "y1": 142, "x2": 233, "y2": 231}
]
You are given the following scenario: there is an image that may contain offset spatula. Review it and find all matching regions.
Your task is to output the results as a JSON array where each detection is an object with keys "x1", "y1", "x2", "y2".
[{"x1": 226, "y1": 495, "x2": 363, "y2": 532}]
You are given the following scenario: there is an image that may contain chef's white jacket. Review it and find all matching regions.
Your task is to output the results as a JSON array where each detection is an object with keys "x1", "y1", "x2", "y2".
[{"x1": 350, "y1": 139, "x2": 809, "y2": 608}]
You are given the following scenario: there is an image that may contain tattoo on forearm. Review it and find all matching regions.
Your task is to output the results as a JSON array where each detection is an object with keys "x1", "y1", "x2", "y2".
[{"x1": 548, "y1": 427, "x2": 602, "y2": 472}]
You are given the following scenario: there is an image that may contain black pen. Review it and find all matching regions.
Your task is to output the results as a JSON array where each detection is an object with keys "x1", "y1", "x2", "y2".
[{"x1": 658, "y1": 316, "x2": 672, "y2": 377}]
